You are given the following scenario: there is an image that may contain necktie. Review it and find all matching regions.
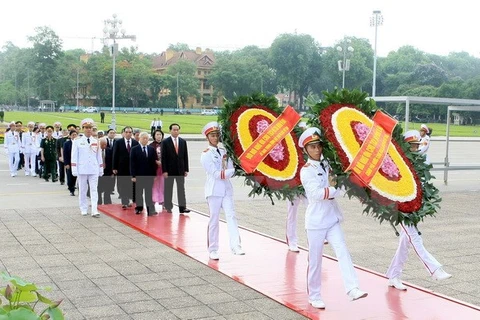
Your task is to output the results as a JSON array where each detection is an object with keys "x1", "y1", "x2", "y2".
[
  {"x1": 216, "y1": 148, "x2": 221, "y2": 156},
  {"x1": 127, "y1": 140, "x2": 131, "y2": 152},
  {"x1": 87, "y1": 138, "x2": 90, "y2": 144},
  {"x1": 143, "y1": 146, "x2": 147, "y2": 157},
  {"x1": 174, "y1": 138, "x2": 178, "y2": 154},
  {"x1": 110, "y1": 139, "x2": 113, "y2": 147},
  {"x1": 102, "y1": 149, "x2": 105, "y2": 164}
]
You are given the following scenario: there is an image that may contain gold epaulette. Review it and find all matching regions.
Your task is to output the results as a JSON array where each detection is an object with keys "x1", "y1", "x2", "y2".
[
  {"x1": 203, "y1": 148, "x2": 210, "y2": 152},
  {"x1": 303, "y1": 163, "x2": 311, "y2": 167}
]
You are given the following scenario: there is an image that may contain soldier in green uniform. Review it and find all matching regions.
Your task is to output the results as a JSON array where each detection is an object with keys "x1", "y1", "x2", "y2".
[{"x1": 40, "y1": 125, "x2": 58, "y2": 182}]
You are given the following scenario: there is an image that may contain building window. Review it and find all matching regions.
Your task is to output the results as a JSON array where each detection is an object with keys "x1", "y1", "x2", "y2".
[{"x1": 197, "y1": 70, "x2": 202, "y2": 76}]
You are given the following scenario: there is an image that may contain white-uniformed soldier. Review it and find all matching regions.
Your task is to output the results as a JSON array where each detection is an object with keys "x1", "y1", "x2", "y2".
[
  {"x1": 71, "y1": 118, "x2": 103, "y2": 217},
  {"x1": 22, "y1": 121, "x2": 37, "y2": 176},
  {"x1": 299, "y1": 127, "x2": 367, "y2": 309},
  {"x1": 200, "y1": 121, "x2": 244, "y2": 260},
  {"x1": 386, "y1": 130, "x2": 451, "y2": 291},
  {"x1": 4, "y1": 121, "x2": 20, "y2": 177},
  {"x1": 418, "y1": 124, "x2": 431, "y2": 164}
]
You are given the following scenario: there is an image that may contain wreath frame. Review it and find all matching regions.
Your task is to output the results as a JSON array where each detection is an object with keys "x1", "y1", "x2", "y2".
[
  {"x1": 219, "y1": 93, "x2": 305, "y2": 203},
  {"x1": 309, "y1": 89, "x2": 442, "y2": 226}
]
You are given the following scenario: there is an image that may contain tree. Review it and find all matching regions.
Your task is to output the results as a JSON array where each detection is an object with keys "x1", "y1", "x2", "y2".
[
  {"x1": 85, "y1": 48, "x2": 112, "y2": 107},
  {"x1": 165, "y1": 60, "x2": 199, "y2": 108},
  {"x1": 437, "y1": 77, "x2": 465, "y2": 98},
  {"x1": 168, "y1": 43, "x2": 191, "y2": 51},
  {"x1": 208, "y1": 54, "x2": 275, "y2": 100},
  {"x1": 148, "y1": 73, "x2": 169, "y2": 107},
  {"x1": 410, "y1": 63, "x2": 448, "y2": 87},
  {"x1": 0, "y1": 81, "x2": 16, "y2": 104},
  {"x1": 382, "y1": 46, "x2": 430, "y2": 74},
  {"x1": 269, "y1": 33, "x2": 323, "y2": 109},
  {"x1": 28, "y1": 26, "x2": 63, "y2": 100},
  {"x1": 55, "y1": 49, "x2": 88, "y2": 106},
  {"x1": 122, "y1": 56, "x2": 153, "y2": 108}
]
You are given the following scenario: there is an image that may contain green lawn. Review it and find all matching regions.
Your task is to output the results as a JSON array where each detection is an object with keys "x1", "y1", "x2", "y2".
[
  {"x1": 399, "y1": 122, "x2": 480, "y2": 137},
  {"x1": 3, "y1": 111, "x2": 480, "y2": 137},
  {"x1": 2, "y1": 111, "x2": 219, "y2": 134}
]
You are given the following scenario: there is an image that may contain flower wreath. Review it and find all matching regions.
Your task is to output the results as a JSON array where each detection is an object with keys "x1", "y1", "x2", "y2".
[
  {"x1": 219, "y1": 93, "x2": 306, "y2": 203},
  {"x1": 309, "y1": 89, "x2": 441, "y2": 226}
]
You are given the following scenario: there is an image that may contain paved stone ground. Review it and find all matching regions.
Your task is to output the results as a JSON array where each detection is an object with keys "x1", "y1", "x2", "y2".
[{"x1": 1, "y1": 136, "x2": 479, "y2": 319}]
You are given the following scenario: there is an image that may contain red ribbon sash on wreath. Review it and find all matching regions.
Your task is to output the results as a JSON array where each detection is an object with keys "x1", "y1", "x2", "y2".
[
  {"x1": 345, "y1": 111, "x2": 398, "y2": 186},
  {"x1": 239, "y1": 105, "x2": 301, "y2": 174}
]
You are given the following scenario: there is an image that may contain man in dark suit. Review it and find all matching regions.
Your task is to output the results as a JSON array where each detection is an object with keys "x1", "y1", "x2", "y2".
[
  {"x1": 106, "y1": 128, "x2": 117, "y2": 196},
  {"x1": 161, "y1": 123, "x2": 190, "y2": 213},
  {"x1": 112, "y1": 126, "x2": 138, "y2": 208},
  {"x1": 106, "y1": 129, "x2": 117, "y2": 148},
  {"x1": 98, "y1": 138, "x2": 114, "y2": 204},
  {"x1": 63, "y1": 130, "x2": 78, "y2": 196},
  {"x1": 130, "y1": 132, "x2": 158, "y2": 216}
]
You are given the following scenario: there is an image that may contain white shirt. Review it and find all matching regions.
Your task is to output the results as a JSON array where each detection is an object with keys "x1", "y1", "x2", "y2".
[
  {"x1": 71, "y1": 135, "x2": 103, "y2": 176},
  {"x1": 300, "y1": 158, "x2": 343, "y2": 230},
  {"x1": 200, "y1": 145, "x2": 235, "y2": 198},
  {"x1": 22, "y1": 131, "x2": 37, "y2": 153},
  {"x1": 4, "y1": 131, "x2": 20, "y2": 153}
]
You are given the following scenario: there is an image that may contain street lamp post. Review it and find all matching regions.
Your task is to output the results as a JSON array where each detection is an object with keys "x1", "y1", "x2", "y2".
[
  {"x1": 103, "y1": 14, "x2": 136, "y2": 130},
  {"x1": 370, "y1": 10, "x2": 383, "y2": 98},
  {"x1": 336, "y1": 38, "x2": 354, "y2": 89},
  {"x1": 176, "y1": 72, "x2": 179, "y2": 110},
  {"x1": 76, "y1": 68, "x2": 80, "y2": 109}
]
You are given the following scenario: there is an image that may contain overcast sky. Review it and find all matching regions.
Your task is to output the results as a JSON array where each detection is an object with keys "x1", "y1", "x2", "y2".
[{"x1": 2, "y1": 0, "x2": 479, "y2": 58}]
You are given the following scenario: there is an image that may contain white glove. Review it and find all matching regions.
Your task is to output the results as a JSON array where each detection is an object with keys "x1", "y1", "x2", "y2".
[
  {"x1": 98, "y1": 168, "x2": 104, "y2": 177},
  {"x1": 72, "y1": 168, "x2": 78, "y2": 177},
  {"x1": 328, "y1": 186, "x2": 340, "y2": 199}
]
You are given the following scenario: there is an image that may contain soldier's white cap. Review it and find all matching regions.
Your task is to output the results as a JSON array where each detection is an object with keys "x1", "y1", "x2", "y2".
[
  {"x1": 9, "y1": 121, "x2": 15, "y2": 125},
  {"x1": 81, "y1": 118, "x2": 95, "y2": 127},
  {"x1": 420, "y1": 124, "x2": 429, "y2": 134},
  {"x1": 298, "y1": 121, "x2": 308, "y2": 129},
  {"x1": 404, "y1": 130, "x2": 421, "y2": 144},
  {"x1": 54, "y1": 121, "x2": 61, "y2": 126},
  {"x1": 298, "y1": 127, "x2": 322, "y2": 148},
  {"x1": 28, "y1": 121, "x2": 35, "y2": 126},
  {"x1": 202, "y1": 121, "x2": 220, "y2": 136}
]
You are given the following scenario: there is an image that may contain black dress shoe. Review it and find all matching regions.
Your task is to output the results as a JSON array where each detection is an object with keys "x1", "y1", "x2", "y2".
[
  {"x1": 70, "y1": 192, "x2": 75, "y2": 196},
  {"x1": 181, "y1": 209, "x2": 191, "y2": 213},
  {"x1": 166, "y1": 209, "x2": 172, "y2": 213},
  {"x1": 135, "y1": 209, "x2": 142, "y2": 214},
  {"x1": 122, "y1": 205, "x2": 127, "y2": 209}
]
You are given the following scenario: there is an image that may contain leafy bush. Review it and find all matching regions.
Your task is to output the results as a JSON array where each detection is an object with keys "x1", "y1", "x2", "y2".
[{"x1": 0, "y1": 272, "x2": 64, "y2": 320}]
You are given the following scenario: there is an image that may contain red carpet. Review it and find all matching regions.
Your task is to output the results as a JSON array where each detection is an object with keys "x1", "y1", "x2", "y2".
[{"x1": 98, "y1": 205, "x2": 480, "y2": 319}]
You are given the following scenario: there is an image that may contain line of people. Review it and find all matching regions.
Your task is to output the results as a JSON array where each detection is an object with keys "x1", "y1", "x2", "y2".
[{"x1": 3, "y1": 117, "x2": 451, "y2": 310}]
